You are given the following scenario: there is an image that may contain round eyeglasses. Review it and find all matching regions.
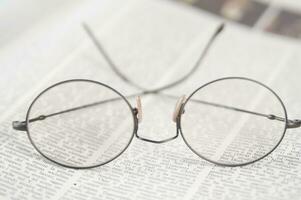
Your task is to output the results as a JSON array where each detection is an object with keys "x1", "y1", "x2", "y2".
[{"x1": 12, "y1": 77, "x2": 301, "y2": 168}]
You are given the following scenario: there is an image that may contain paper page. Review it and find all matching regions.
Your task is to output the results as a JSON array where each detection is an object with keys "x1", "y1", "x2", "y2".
[{"x1": 0, "y1": 0, "x2": 301, "y2": 199}]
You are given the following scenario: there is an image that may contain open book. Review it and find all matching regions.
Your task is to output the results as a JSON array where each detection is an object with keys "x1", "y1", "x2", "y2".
[{"x1": 1, "y1": 0, "x2": 301, "y2": 199}]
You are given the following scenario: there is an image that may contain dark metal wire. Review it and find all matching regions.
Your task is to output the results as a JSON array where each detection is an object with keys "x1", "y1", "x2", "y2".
[
  {"x1": 12, "y1": 23, "x2": 301, "y2": 168},
  {"x1": 13, "y1": 77, "x2": 295, "y2": 168}
]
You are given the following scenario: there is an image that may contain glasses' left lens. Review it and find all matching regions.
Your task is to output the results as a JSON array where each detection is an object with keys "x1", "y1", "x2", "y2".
[
  {"x1": 180, "y1": 77, "x2": 287, "y2": 166},
  {"x1": 26, "y1": 80, "x2": 135, "y2": 168}
]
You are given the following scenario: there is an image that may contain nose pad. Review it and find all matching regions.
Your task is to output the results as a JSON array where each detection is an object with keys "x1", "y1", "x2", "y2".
[
  {"x1": 173, "y1": 95, "x2": 186, "y2": 123},
  {"x1": 136, "y1": 96, "x2": 142, "y2": 123}
]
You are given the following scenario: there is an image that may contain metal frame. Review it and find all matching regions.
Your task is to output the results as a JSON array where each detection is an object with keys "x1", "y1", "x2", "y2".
[{"x1": 12, "y1": 23, "x2": 301, "y2": 169}]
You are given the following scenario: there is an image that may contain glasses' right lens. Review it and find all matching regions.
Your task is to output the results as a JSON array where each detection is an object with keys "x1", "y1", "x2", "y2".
[
  {"x1": 180, "y1": 78, "x2": 287, "y2": 166},
  {"x1": 27, "y1": 80, "x2": 135, "y2": 168}
]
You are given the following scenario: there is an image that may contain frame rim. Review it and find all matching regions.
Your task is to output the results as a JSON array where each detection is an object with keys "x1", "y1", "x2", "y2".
[
  {"x1": 178, "y1": 76, "x2": 288, "y2": 167},
  {"x1": 25, "y1": 79, "x2": 138, "y2": 169}
]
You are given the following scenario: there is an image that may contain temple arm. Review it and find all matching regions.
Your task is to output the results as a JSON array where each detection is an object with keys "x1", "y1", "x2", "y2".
[
  {"x1": 82, "y1": 22, "x2": 225, "y2": 92},
  {"x1": 188, "y1": 98, "x2": 301, "y2": 129},
  {"x1": 12, "y1": 93, "x2": 141, "y2": 131}
]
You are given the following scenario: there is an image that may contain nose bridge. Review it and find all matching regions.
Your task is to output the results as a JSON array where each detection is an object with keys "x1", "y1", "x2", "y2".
[
  {"x1": 133, "y1": 95, "x2": 182, "y2": 144},
  {"x1": 135, "y1": 132, "x2": 179, "y2": 144}
]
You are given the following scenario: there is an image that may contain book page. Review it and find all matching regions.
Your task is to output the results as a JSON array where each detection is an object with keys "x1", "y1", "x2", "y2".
[{"x1": 0, "y1": 0, "x2": 301, "y2": 199}]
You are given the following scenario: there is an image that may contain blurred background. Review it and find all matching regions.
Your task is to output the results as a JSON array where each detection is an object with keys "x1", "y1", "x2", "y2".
[{"x1": 1, "y1": 0, "x2": 301, "y2": 48}]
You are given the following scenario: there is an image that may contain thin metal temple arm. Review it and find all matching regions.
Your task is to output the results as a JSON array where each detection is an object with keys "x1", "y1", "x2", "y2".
[
  {"x1": 159, "y1": 93, "x2": 301, "y2": 129},
  {"x1": 82, "y1": 22, "x2": 225, "y2": 93},
  {"x1": 12, "y1": 92, "x2": 143, "y2": 131}
]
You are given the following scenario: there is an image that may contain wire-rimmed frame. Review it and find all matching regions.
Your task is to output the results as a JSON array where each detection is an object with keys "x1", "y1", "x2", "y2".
[
  {"x1": 177, "y1": 77, "x2": 288, "y2": 167},
  {"x1": 25, "y1": 79, "x2": 138, "y2": 169}
]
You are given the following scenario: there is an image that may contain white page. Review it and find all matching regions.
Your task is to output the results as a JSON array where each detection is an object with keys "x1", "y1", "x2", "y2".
[{"x1": 0, "y1": 0, "x2": 301, "y2": 199}]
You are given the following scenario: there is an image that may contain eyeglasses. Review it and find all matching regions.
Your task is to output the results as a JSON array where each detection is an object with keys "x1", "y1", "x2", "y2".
[{"x1": 12, "y1": 24, "x2": 301, "y2": 169}]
